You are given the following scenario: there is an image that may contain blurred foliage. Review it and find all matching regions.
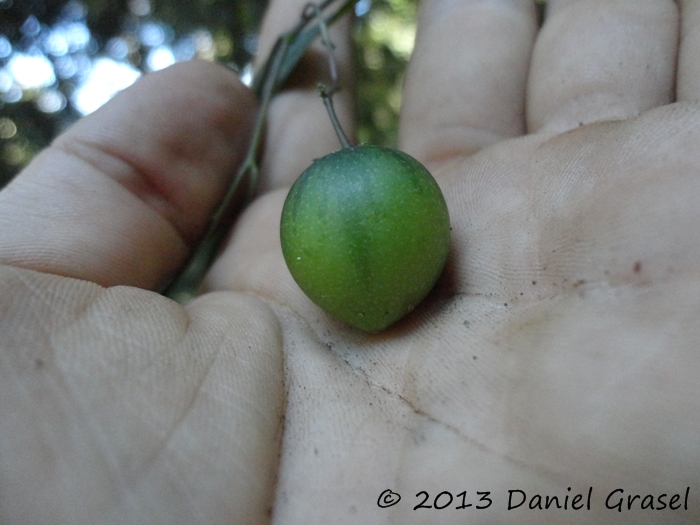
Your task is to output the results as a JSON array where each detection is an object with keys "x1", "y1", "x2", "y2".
[
  {"x1": 353, "y1": 0, "x2": 415, "y2": 147},
  {"x1": 0, "y1": 0, "x2": 548, "y2": 189},
  {"x1": 0, "y1": 0, "x2": 270, "y2": 187}
]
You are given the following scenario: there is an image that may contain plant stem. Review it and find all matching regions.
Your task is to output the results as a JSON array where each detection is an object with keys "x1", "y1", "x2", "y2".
[
  {"x1": 162, "y1": 0, "x2": 355, "y2": 300},
  {"x1": 320, "y1": 85, "x2": 352, "y2": 149},
  {"x1": 311, "y1": 2, "x2": 353, "y2": 150}
]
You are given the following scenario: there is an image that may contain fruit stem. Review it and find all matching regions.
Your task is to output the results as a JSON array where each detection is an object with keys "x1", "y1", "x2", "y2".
[
  {"x1": 311, "y1": 2, "x2": 353, "y2": 149},
  {"x1": 320, "y1": 84, "x2": 352, "y2": 149}
]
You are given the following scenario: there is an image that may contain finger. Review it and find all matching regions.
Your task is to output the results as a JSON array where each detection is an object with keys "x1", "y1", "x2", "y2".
[
  {"x1": 255, "y1": 0, "x2": 355, "y2": 192},
  {"x1": 205, "y1": 190, "x2": 312, "y2": 316},
  {"x1": 527, "y1": 0, "x2": 678, "y2": 135},
  {"x1": 0, "y1": 265, "x2": 283, "y2": 524},
  {"x1": 678, "y1": 0, "x2": 700, "y2": 101},
  {"x1": 0, "y1": 60, "x2": 257, "y2": 290},
  {"x1": 399, "y1": 0, "x2": 538, "y2": 167}
]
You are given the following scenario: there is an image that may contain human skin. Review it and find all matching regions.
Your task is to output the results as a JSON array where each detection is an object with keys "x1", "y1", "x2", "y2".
[{"x1": 1, "y1": 0, "x2": 699, "y2": 523}]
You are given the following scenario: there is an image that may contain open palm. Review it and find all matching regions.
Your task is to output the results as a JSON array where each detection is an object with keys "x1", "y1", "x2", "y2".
[{"x1": 1, "y1": 0, "x2": 698, "y2": 524}]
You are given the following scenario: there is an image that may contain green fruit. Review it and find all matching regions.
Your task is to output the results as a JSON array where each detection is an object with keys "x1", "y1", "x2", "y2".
[{"x1": 280, "y1": 145, "x2": 451, "y2": 333}]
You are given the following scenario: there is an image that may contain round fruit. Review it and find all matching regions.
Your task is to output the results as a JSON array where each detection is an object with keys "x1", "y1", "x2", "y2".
[{"x1": 280, "y1": 145, "x2": 450, "y2": 333}]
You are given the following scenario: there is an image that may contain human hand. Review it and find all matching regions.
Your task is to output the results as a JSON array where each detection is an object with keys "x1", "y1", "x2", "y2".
[
  {"x1": 0, "y1": 58, "x2": 289, "y2": 522},
  {"x1": 209, "y1": 0, "x2": 700, "y2": 523},
  {"x1": 1, "y1": 1, "x2": 699, "y2": 525}
]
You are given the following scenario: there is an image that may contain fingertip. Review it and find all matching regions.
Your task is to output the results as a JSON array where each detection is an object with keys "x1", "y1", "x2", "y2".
[
  {"x1": 54, "y1": 60, "x2": 259, "y2": 245},
  {"x1": 0, "y1": 60, "x2": 258, "y2": 289}
]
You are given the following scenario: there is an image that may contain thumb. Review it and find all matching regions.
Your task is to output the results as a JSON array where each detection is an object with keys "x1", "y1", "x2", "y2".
[{"x1": 0, "y1": 60, "x2": 257, "y2": 289}]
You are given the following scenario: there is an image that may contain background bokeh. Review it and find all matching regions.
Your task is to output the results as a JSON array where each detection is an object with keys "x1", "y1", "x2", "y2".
[{"x1": 0, "y1": 0, "x2": 546, "y2": 188}]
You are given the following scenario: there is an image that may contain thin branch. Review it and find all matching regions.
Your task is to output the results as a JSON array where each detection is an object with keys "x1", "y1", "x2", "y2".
[
  {"x1": 162, "y1": 0, "x2": 355, "y2": 300},
  {"x1": 310, "y1": 1, "x2": 353, "y2": 149}
]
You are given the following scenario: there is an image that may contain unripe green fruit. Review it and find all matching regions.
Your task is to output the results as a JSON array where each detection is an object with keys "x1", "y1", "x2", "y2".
[{"x1": 280, "y1": 145, "x2": 451, "y2": 333}]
